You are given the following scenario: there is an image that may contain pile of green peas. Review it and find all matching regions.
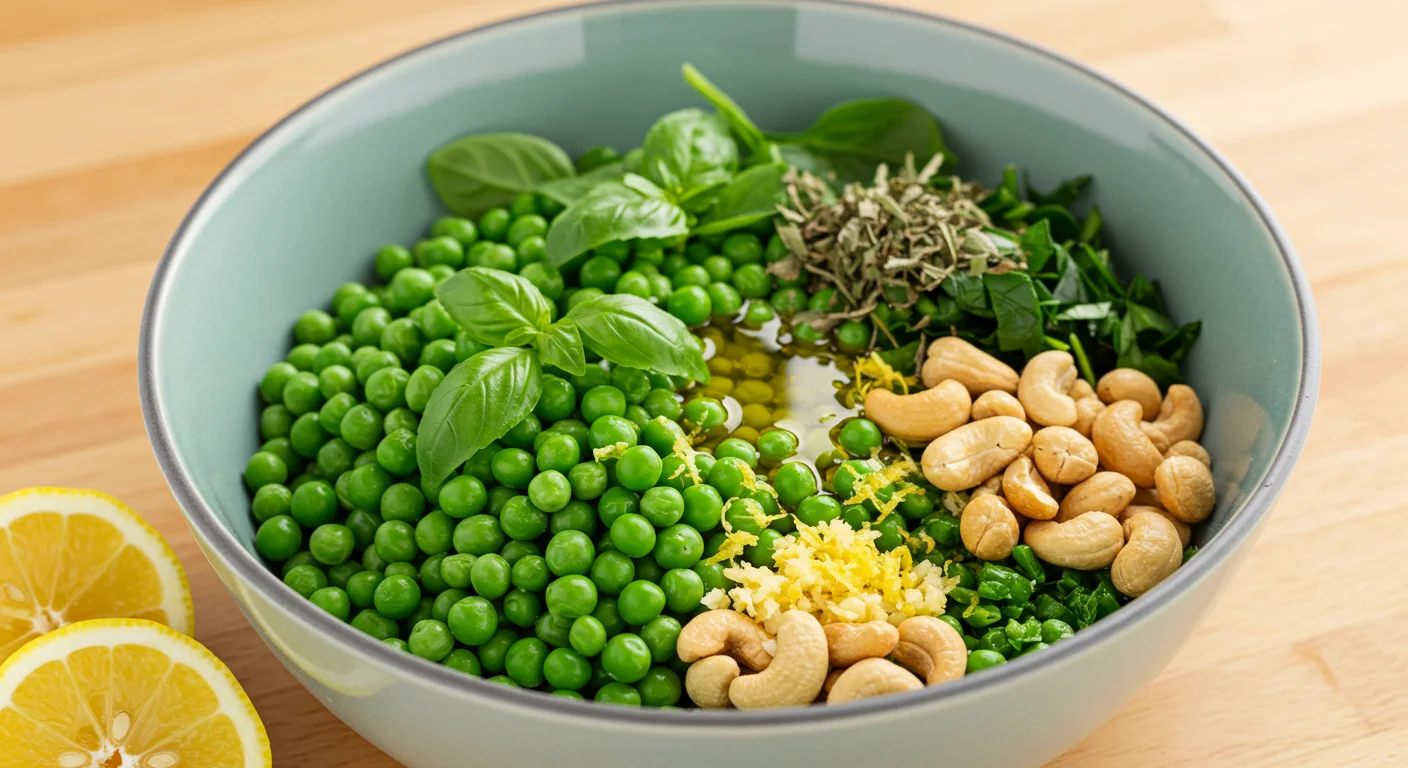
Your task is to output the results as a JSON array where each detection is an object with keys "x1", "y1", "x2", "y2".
[{"x1": 243, "y1": 148, "x2": 1112, "y2": 707}]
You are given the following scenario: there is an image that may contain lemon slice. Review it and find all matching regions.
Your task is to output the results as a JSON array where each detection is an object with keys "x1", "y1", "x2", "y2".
[
  {"x1": 0, "y1": 618, "x2": 271, "y2": 767},
  {"x1": 0, "y1": 488, "x2": 194, "y2": 662}
]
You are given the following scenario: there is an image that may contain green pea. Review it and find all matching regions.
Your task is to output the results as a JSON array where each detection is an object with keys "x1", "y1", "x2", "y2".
[
  {"x1": 601, "y1": 633, "x2": 651, "y2": 684},
  {"x1": 534, "y1": 375, "x2": 577, "y2": 421},
  {"x1": 251, "y1": 484, "x2": 292, "y2": 523},
  {"x1": 470, "y1": 553, "x2": 512, "y2": 600},
  {"x1": 500, "y1": 496, "x2": 548, "y2": 541},
  {"x1": 503, "y1": 589, "x2": 543, "y2": 629},
  {"x1": 667, "y1": 286, "x2": 712, "y2": 327},
  {"x1": 545, "y1": 574, "x2": 598, "y2": 619},
  {"x1": 569, "y1": 615, "x2": 608, "y2": 657},
  {"x1": 653, "y1": 524, "x2": 703, "y2": 569},
  {"x1": 609, "y1": 514, "x2": 656, "y2": 559},
  {"x1": 839, "y1": 418, "x2": 884, "y2": 457},
  {"x1": 543, "y1": 647, "x2": 593, "y2": 691},
  {"x1": 731, "y1": 264, "x2": 772, "y2": 299},
  {"x1": 452, "y1": 514, "x2": 503, "y2": 556},
  {"x1": 588, "y1": 415, "x2": 638, "y2": 451},
  {"x1": 660, "y1": 568, "x2": 705, "y2": 613},
  {"x1": 680, "y1": 485, "x2": 724, "y2": 532},
  {"x1": 589, "y1": 550, "x2": 635, "y2": 596},
  {"x1": 351, "y1": 609, "x2": 400, "y2": 641},
  {"x1": 536, "y1": 612, "x2": 575, "y2": 649},
  {"x1": 509, "y1": 554, "x2": 549, "y2": 593},
  {"x1": 309, "y1": 586, "x2": 351, "y2": 621},
  {"x1": 492, "y1": 448, "x2": 536, "y2": 489},
  {"x1": 742, "y1": 299, "x2": 775, "y2": 326},
  {"x1": 682, "y1": 398, "x2": 726, "y2": 430},
  {"x1": 967, "y1": 649, "x2": 1007, "y2": 673},
  {"x1": 772, "y1": 462, "x2": 819, "y2": 508}
]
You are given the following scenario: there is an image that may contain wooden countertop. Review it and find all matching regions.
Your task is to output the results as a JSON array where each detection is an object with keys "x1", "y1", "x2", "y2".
[{"x1": 2, "y1": 0, "x2": 1403, "y2": 765}]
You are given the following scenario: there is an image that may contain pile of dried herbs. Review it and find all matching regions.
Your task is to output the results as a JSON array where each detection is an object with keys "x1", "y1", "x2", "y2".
[{"x1": 773, "y1": 158, "x2": 1200, "y2": 386}]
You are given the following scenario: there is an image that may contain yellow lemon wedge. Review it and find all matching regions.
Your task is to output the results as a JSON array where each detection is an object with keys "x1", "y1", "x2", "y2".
[
  {"x1": 0, "y1": 618, "x2": 271, "y2": 767},
  {"x1": 0, "y1": 488, "x2": 194, "y2": 662}
]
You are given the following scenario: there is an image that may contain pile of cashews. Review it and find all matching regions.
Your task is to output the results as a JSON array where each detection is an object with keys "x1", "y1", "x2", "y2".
[
  {"x1": 871, "y1": 336, "x2": 1214, "y2": 599},
  {"x1": 679, "y1": 609, "x2": 967, "y2": 708},
  {"x1": 678, "y1": 338, "x2": 1216, "y2": 709}
]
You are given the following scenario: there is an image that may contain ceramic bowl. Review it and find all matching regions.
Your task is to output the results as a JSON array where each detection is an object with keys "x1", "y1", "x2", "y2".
[{"x1": 139, "y1": 1, "x2": 1319, "y2": 765}]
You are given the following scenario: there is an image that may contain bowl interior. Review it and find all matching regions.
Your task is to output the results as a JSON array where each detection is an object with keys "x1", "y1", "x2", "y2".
[{"x1": 147, "y1": 0, "x2": 1305, "y2": 630}]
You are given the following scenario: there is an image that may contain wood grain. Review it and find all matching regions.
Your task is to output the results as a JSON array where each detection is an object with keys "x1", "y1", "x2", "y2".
[{"x1": 1, "y1": 1, "x2": 1403, "y2": 765}]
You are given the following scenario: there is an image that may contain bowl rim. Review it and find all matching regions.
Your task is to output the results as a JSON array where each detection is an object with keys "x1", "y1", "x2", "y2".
[{"x1": 139, "y1": 0, "x2": 1320, "y2": 727}]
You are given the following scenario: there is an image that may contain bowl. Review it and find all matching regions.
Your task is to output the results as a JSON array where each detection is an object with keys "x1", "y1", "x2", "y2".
[{"x1": 138, "y1": 1, "x2": 1319, "y2": 765}]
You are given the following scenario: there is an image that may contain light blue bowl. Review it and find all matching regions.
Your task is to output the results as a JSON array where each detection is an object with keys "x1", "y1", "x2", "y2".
[{"x1": 139, "y1": 1, "x2": 1318, "y2": 765}]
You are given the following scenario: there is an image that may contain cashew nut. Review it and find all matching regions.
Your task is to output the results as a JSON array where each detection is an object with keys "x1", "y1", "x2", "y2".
[
  {"x1": 922, "y1": 336, "x2": 1020, "y2": 394},
  {"x1": 677, "y1": 610, "x2": 774, "y2": 670},
  {"x1": 1002, "y1": 456, "x2": 1058, "y2": 520},
  {"x1": 1131, "y1": 487, "x2": 1162, "y2": 508},
  {"x1": 1111, "y1": 510, "x2": 1184, "y2": 597},
  {"x1": 1056, "y1": 471, "x2": 1135, "y2": 523},
  {"x1": 824, "y1": 620, "x2": 900, "y2": 667},
  {"x1": 1031, "y1": 426, "x2": 1099, "y2": 485},
  {"x1": 1096, "y1": 368, "x2": 1162, "y2": 421},
  {"x1": 892, "y1": 616, "x2": 966, "y2": 686},
  {"x1": 1118, "y1": 504, "x2": 1191, "y2": 547},
  {"x1": 921, "y1": 416, "x2": 1032, "y2": 491},
  {"x1": 1024, "y1": 512, "x2": 1124, "y2": 569},
  {"x1": 971, "y1": 390, "x2": 1026, "y2": 421},
  {"x1": 864, "y1": 380, "x2": 971, "y2": 443},
  {"x1": 1017, "y1": 351, "x2": 1079, "y2": 427},
  {"x1": 1140, "y1": 421, "x2": 1173, "y2": 453},
  {"x1": 729, "y1": 610, "x2": 828, "y2": 709},
  {"x1": 1091, "y1": 400, "x2": 1164, "y2": 487},
  {"x1": 1071, "y1": 379, "x2": 1104, "y2": 438},
  {"x1": 1166, "y1": 440, "x2": 1212, "y2": 468},
  {"x1": 1149, "y1": 384, "x2": 1204, "y2": 445},
  {"x1": 1154, "y1": 455, "x2": 1216, "y2": 524},
  {"x1": 961, "y1": 494, "x2": 1021, "y2": 561},
  {"x1": 822, "y1": 668, "x2": 844, "y2": 696},
  {"x1": 826, "y1": 658, "x2": 923, "y2": 704},
  {"x1": 971, "y1": 475, "x2": 1004, "y2": 499},
  {"x1": 684, "y1": 655, "x2": 739, "y2": 708}
]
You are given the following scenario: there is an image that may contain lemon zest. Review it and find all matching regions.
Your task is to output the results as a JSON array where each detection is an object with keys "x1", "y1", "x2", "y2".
[
  {"x1": 592, "y1": 441, "x2": 631, "y2": 462},
  {"x1": 843, "y1": 351, "x2": 918, "y2": 408}
]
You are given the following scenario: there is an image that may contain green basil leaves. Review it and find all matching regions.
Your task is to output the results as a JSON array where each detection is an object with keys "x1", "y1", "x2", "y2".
[
  {"x1": 417, "y1": 347, "x2": 542, "y2": 487},
  {"x1": 694, "y1": 163, "x2": 788, "y2": 235},
  {"x1": 545, "y1": 175, "x2": 688, "y2": 267},
  {"x1": 427, "y1": 133, "x2": 574, "y2": 215},
  {"x1": 681, "y1": 64, "x2": 766, "y2": 155},
  {"x1": 536, "y1": 320, "x2": 587, "y2": 376},
  {"x1": 435, "y1": 267, "x2": 551, "y2": 347},
  {"x1": 416, "y1": 266, "x2": 708, "y2": 482},
  {"x1": 639, "y1": 108, "x2": 738, "y2": 206},
  {"x1": 765, "y1": 98, "x2": 955, "y2": 182},
  {"x1": 566, "y1": 294, "x2": 710, "y2": 383}
]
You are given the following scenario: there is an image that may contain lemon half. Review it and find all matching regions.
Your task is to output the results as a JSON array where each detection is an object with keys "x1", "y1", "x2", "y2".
[
  {"x1": 0, "y1": 488, "x2": 194, "y2": 663},
  {"x1": 0, "y1": 618, "x2": 270, "y2": 767}
]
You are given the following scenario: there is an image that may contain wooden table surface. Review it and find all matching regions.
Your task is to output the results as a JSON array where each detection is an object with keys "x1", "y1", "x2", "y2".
[{"x1": 2, "y1": 0, "x2": 1404, "y2": 765}]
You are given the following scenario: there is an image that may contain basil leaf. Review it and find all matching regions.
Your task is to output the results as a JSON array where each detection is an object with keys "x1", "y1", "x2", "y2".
[
  {"x1": 537, "y1": 321, "x2": 587, "y2": 376},
  {"x1": 566, "y1": 294, "x2": 710, "y2": 382},
  {"x1": 427, "y1": 133, "x2": 574, "y2": 216},
  {"x1": 694, "y1": 163, "x2": 787, "y2": 235},
  {"x1": 435, "y1": 267, "x2": 552, "y2": 347},
  {"x1": 1021, "y1": 219, "x2": 1055, "y2": 273},
  {"x1": 640, "y1": 108, "x2": 738, "y2": 205},
  {"x1": 769, "y1": 98, "x2": 956, "y2": 171},
  {"x1": 545, "y1": 175, "x2": 688, "y2": 268},
  {"x1": 536, "y1": 160, "x2": 626, "y2": 206},
  {"x1": 1157, "y1": 321, "x2": 1202, "y2": 363},
  {"x1": 1052, "y1": 302, "x2": 1112, "y2": 321},
  {"x1": 416, "y1": 347, "x2": 542, "y2": 487},
  {"x1": 1029, "y1": 204, "x2": 1081, "y2": 242},
  {"x1": 1027, "y1": 174, "x2": 1092, "y2": 207},
  {"x1": 941, "y1": 272, "x2": 990, "y2": 316},
  {"x1": 681, "y1": 64, "x2": 766, "y2": 155},
  {"x1": 1127, "y1": 302, "x2": 1176, "y2": 338},
  {"x1": 984, "y1": 272, "x2": 1044, "y2": 355},
  {"x1": 1079, "y1": 205, "x2": 1103, "y2": 244}
]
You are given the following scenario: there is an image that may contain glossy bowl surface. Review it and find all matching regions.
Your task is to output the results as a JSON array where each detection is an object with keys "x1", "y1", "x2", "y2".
[{"x1": 139, "y1": 1, "x2": 1318, "y2": 765}]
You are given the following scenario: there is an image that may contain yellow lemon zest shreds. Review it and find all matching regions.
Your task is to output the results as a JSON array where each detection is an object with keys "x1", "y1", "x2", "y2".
[
  {"x1": 843, "y1": 458, "x2": 919, "y2": 524},
  {"x1": 843, "y1": 352, "x2": 918, "y2": 407},
  {"x1": 906, "y1": 529, "x2": 937, "y2": 554},
  {"x1": 593, "y1": 441, "x2": 631, "y2": 462},
  {"x1": 706, "y1": 529, "x2": 759, "y2": 566},
  {"x1": 719, "y1": 519, "x2": 951, "y2": 633},
  {"x1": 668, "y1": 426, "x2": 704, "y2": 485},
  {"x1": 735, "y1": 461, "x2": 778, "y2": 499}
]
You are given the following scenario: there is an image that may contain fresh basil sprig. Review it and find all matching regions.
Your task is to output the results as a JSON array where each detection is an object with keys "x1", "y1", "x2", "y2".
[
  {"x1": 694, "y1": 163, "x2": 788, "y2": 235},
  {"x1": 417, "y1": 346, "x2": 542, "y2": 488},
  {"x1": 417, "y1": 267, "x2": 708, "y2": 484},
  {"x1": 427, "y1": 133, "x2": 574, "y2": 216},
  {"x1": 545, "y1": 174, "x2": 688, "y2": 268},
  {"x1": 565, "y1": 293, "x2": 711, "y2": 383},
  {"x1": 638, "y1": 108, "x2": 738, "y2": 208},
  {"x1": 436, "y1": 268, "x2": 552, "y2": 347}
]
